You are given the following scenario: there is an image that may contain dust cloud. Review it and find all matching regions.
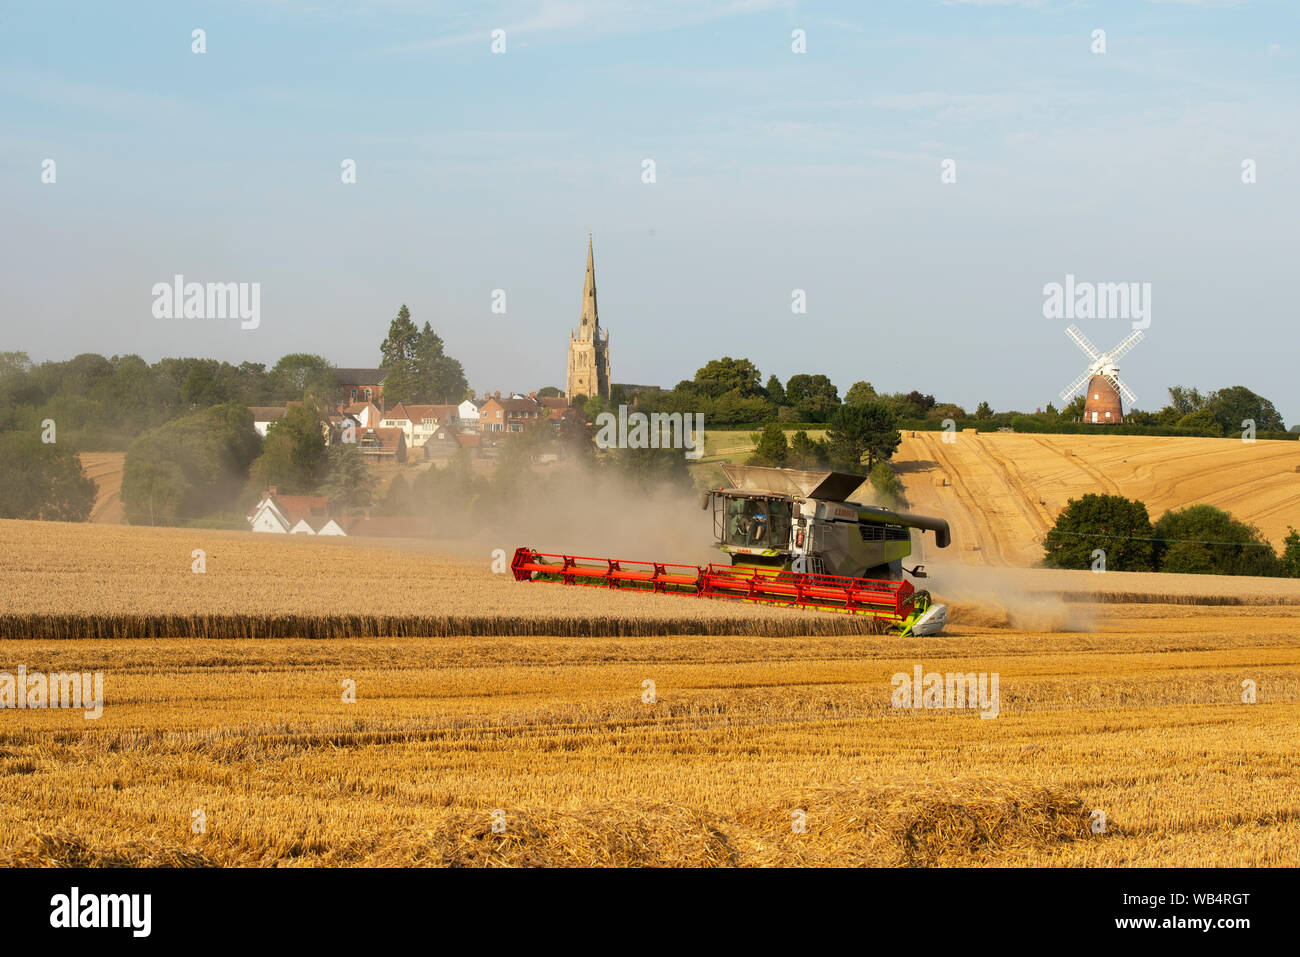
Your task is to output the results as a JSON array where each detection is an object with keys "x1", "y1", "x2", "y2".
[
  {"x1": 417, "y1": 460, "x2": 721, "y2": 569},
  {"x1": 920, "y1": 560, "x2": 1096, "y2": 633}
]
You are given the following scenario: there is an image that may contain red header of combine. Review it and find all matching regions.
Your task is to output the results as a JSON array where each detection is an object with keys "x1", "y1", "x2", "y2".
[{"x1": 510, "y1": 547, "x2": 917, "y2": 624}]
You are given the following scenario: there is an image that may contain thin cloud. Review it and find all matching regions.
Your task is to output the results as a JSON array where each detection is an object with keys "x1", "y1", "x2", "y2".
[{"x1": 377, "y1": 0, "x2": 791, "y2": 55}]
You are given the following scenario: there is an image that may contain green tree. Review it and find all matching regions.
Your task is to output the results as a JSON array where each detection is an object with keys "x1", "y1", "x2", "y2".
[
  {"x1": 1281, "y1": 527, "x2": 1300, "y2": 578},
  {"x1": 381, "y1": 307, "x2": 468, "y2": 405},
  {"x1": 975, "y1": 401, "x2": 993, "y2": 419},
  {"x1": 693, "y1": 357, "x2": 763, "y2": 398},
  {"x1": 378, "y1": 474, "x2": 414, "y2": 516},
  {"x1": 764, "y1": 374, "x2": 786, "y2": 406},
  {"x1": 868, "y1": 461, "x2": 907, "y2": 507},
  {"x1": 557, "y1": 414, "x2": 595, "y2": 463},
  {"x1": 787, "y1": 430, "x2": 827, "y2": 470},
  {"x1": 379, "y1": 305, "x2": 420, "y2": 403},
  {"x1": 927, "y1": 402, "x2": 967, "y2": 423},
  {"x1": 710, "y1": 392, "x2": 776, "y2": 426},
  {"x1": 1155, "y1": 504, "x2": 1281, "y2": 577},
  {"x1": 180, "y1": 359, "x2": 227, "y2": 407},
  {"x1": 785, "y1": 374, "x2": 840, "y2": 421},
  {"x1": 747, "y1": 423, "x2": 789, "y2": 467},
  {"x1": 824, "y1": 401, "x2": 900, "y2": 473},
  {"x1": 1042, "y1": 494, "x2": 1156, "y2": 571},
  {"x1": 1175, "y1": 407, "x2": 1223, "y2": 437},
  {"x1": 317, "y1": 444, "x2": 374, "y2": 514},
  {"x1": 269, "y1": 354, "x2": 335, "y2": 401},
  {"x1": 122, "y1": 403, "x2": 261, "y2": 525},
  {"x1": 610, "y1": 445, "x2": 692, "y2": 492},
  {"x1": 1167, "y1": 385, "x2": 1208, "y2": 415},
  {"x1": 0, "y1": 431, "x2": 97, "y2": 521},
  {"x1": 1206, "y1": 385, "x2": 1285, "y2": 434},
  {"x1": 248, "y1": 403, "x2": 327, "y2": 494},
  {"x1": 411, "y1": 322, "x2": 469, "y2": 403},
  {"x1": 844, "y1": 381, "x2": 877, "y2": 407},
  {"x1": 537, "y1": 386, "x2": 561, "y2": 398},
  {"x1": 582, "y1": 394, "x2": 608, "y2": 422}
]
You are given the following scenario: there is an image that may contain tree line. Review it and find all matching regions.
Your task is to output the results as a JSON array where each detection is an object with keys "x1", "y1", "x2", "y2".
[
  {"x1": 1043, "y1": 493, "x2": 1300, "y2": 578},
  {"x1": 570, "y1": 356, "x2": 1290, "y2": 440},
  {"x1": 0, "y1": 305, "x2": 468, "y2": 454}
]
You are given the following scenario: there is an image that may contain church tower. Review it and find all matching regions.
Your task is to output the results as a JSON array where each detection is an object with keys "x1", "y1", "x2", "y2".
[{"x1": 566, "y1": 233, "x2": 611, "y2": 401}]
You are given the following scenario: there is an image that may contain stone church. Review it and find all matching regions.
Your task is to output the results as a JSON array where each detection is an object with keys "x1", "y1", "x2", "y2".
[{"x1": 566, "y1": 233, "x2": 611, "y2": 401}]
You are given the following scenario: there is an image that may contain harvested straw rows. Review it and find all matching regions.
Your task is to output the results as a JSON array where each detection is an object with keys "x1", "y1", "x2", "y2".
[
  {"x1": 1, "y1": 618, "x2": 1297, "y2": 867},
  {"x1": 1, "y1": 519, "x2": 1298, "y2": 866}
]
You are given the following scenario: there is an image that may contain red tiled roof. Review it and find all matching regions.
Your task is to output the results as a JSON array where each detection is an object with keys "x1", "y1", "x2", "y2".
[
  {"x1": 382, "y1": 403, "x2": 459, "y2": 424},
  {"x1": 340, "y1": 516, "x2": 432, "y2": 538},
  {"x1": 267, "y1": 493, "x2": 330, "y2": 527},
  {"x1": 483, "y1": 396, "x2": 542, "y2": 413}
]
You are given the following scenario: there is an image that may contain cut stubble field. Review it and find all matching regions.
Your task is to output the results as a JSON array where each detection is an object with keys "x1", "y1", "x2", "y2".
[{"x1": 0, "y1": 520, "x2": 1297, "y2": 866}]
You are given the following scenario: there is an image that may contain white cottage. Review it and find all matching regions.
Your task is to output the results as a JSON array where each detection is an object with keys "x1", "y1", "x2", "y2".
[{"x1": 247, "y1": 488, "x2": 340, "y2": 535}]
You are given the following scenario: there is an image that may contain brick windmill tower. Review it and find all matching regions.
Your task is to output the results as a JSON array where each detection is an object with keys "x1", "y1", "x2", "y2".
[{"x1": 1059, "y1": 324, "x2": 1145, "y2": 424}]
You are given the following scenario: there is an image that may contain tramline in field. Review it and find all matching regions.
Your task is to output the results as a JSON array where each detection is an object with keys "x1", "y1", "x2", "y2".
[{"x1": 513, "y1": 465, "x2": 953, "y2": 635}]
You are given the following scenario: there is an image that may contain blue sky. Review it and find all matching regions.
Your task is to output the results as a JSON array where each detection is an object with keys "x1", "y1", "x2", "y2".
[{"x1": 2, "y1": 0, "x2": 1297, "y2": 419}]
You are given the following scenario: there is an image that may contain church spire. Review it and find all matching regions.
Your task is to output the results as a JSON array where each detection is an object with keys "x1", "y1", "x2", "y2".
[
  {"x1": 580, "y1": 231, "x2": 598, "y2": 331},
  {"x1": 566, "y1": 232, "x2": 611, "y2": 402}
]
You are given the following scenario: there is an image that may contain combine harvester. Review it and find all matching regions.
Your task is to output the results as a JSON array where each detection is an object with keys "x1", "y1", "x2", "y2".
[{"x1": 513, "y1": 465, "x2": 952, "y2": 636}]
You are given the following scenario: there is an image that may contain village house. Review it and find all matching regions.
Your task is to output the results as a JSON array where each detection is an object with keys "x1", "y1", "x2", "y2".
[
  {"x1": 334, "y1": 368, "x2": 387, "y2": 409},
  {"x1": 457, "y1": 396, "x2": 485, "y2": 431},
  {"x1": 536, "y1": 395, "x2": 569, "y2": 415},
  {"x1": 324, "y1": 411, "x2": 363, "y2": 445},
  {"x1": 356, "y1": 425, "x2": 407, "y2": 463},
  {"x1": 379, "y1": 403, "x2": 460, "y2": 450},
  {"x1": 419, "y1": 424, "x2": 461, "y2": 461},
  {"x1": 342, "y1": 400, "x2": 382, "y2": 429},
  {"x1": 247, "y1": 488, "x2": 346, "y2": 535},
  {"x1": 479, "y1": 392, "x2": 546, "y2": 433},
  {"x1": 247, "y1": 489, "x2": 433, "y2": 537},
  {"x1": 249, "y1": 406, "x2": 288, "y2": 438}
]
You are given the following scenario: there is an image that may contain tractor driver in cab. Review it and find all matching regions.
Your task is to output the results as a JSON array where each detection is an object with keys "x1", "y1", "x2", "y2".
[
  {"x1": 748, "y1": 501, "x2": 769, "y2": 545},
  {"x1": 726, "y1": 498, "x2": 769, "y2": 546}
]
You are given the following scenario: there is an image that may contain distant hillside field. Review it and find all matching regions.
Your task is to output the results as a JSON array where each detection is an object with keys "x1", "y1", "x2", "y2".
[
  {"x1": 78, "y1": 452, "x2": 126, "y2": 524},
  {"x1": 897, "y1": 431, "x2": 1300, "y2": 566}
]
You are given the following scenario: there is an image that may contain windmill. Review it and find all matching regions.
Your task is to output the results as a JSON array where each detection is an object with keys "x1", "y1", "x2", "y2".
[{"x1": 1059, "y1": 324, "x2": 1144, "y2": 424}]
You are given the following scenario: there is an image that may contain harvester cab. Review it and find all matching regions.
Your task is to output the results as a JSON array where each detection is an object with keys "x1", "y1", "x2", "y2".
[{"x1": 706, "y1": 465, "x2": 950, "y2": 580}]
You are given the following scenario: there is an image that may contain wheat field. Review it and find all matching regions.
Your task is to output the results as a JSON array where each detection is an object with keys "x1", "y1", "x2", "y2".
[
  {"x1": 0, "y1": 520, "x2": 1297, "y2": 866},
  {"x1": 897, "y1": 431, "x2": 1300, "y2": 565}
]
